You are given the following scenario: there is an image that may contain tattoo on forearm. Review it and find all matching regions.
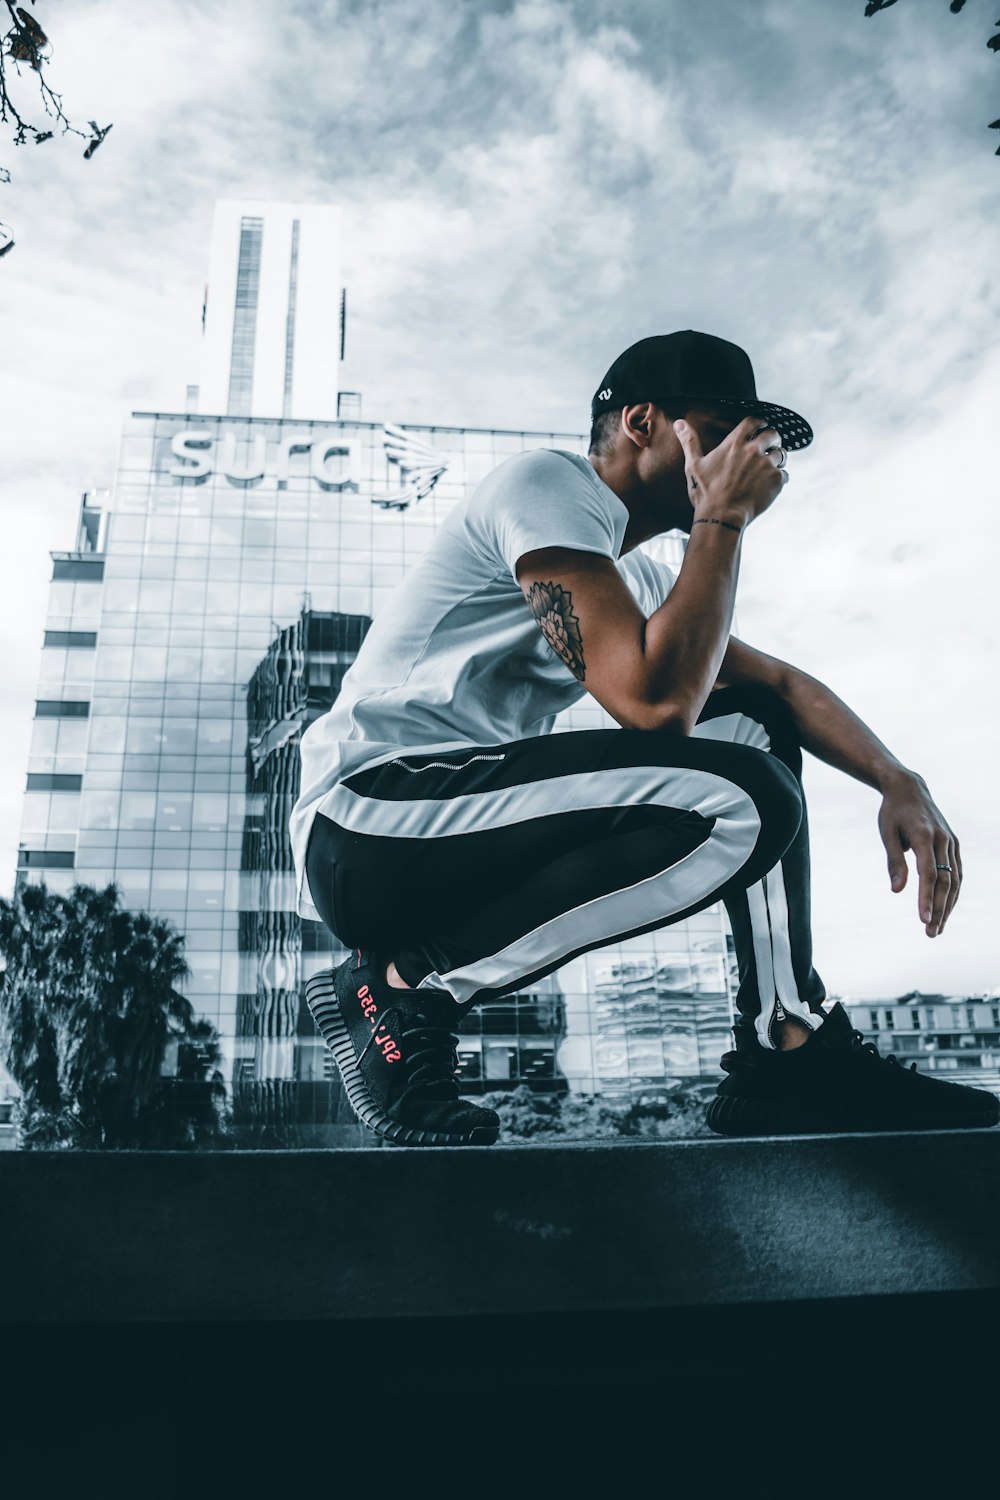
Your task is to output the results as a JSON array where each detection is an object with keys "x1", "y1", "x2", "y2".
[{"x1": 525, "y1": 580, "x2": 586, "y2": 682}]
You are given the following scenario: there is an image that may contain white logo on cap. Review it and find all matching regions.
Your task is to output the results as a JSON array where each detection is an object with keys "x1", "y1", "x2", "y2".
[{"x1": 599, "y1": 388, "x2": 612, "y2": 400}]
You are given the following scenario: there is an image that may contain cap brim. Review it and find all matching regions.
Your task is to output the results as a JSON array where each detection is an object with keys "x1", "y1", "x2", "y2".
[{"x1": 672, "y1": 396, "x2": 813, "y2": 450}]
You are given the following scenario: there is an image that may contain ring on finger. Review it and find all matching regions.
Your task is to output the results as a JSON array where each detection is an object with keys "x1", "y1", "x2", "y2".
[{"x1": 765, "y1": 445, "x2": 787, "y2": 469}]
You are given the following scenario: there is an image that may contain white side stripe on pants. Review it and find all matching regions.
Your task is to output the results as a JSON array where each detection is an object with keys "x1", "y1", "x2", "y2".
[
  {"x1": 321, "y1": 760, "x2": 761, "y2": 1009},
  {"x1": 692, "y1": 709, "x2": 820, "y2": 1048}
]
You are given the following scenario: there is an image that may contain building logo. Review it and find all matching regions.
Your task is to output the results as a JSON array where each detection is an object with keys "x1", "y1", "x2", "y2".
[
  {"x1": 372, "y1": 424, "x2": 449, "y2": 511},
  {"x1": 168, "y1": 423, "x2": 447, "y2": 507}
]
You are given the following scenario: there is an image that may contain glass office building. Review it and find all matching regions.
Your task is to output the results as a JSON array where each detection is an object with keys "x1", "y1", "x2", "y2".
[{"x1": 16, "y1": 408, "x2": 735, "y2": 1140}]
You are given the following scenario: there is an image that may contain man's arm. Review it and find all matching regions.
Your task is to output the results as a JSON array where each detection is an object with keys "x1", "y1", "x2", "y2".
[
  {"x1": 514, "y1": 415, "x2": 788, "y2": 733},
  {"x1": 717, "y1": 636, "x2": 962, "y2": 939}
]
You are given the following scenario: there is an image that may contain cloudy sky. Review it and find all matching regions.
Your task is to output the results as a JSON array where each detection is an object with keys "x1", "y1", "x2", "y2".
[{"x1": 1, "y1": 0, "x2": 997, "y2": 998}]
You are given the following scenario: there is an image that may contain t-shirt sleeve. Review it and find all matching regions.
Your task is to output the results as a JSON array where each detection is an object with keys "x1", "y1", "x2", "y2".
[{"x1": 484, "y1": 450, "x2": 621, "y2": 583}]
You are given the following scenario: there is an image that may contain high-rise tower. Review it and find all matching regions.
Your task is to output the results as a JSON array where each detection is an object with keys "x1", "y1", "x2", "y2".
[{"x1": 197, "y1": 201, "x2": 344, "y2": 421}]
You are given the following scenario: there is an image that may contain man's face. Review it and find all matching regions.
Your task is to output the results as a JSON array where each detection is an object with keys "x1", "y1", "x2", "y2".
[
  {"x1": 681, "y1": 405, "x2": 746, "y2": 454},
  {"x1": 642, "y1": 403, "x2": 746, "y2": 524}
]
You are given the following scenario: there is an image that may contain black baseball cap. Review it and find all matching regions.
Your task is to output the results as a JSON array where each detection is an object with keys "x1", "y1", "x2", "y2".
[{"x1": 591, "y1": 330, "x2": 813, "y2": 450}]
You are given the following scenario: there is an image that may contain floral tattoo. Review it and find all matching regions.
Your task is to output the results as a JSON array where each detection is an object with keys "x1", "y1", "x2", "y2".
[{"x1": 526, "y1": 580, "x2": 586, "y2": 682}]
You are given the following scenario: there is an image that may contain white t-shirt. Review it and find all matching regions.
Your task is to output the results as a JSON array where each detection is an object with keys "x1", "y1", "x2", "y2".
[{"x1": 290, "y1": 448, "x2": 676, "y2": 920}]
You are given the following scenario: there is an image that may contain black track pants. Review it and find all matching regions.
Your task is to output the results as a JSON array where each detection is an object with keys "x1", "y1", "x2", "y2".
[{"x1": 304, "y1": 686, "x2": 829, "y2": 1051}]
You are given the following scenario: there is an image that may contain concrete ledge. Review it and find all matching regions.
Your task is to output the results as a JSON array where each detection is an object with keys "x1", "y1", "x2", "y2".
[
  {"x1": 6, "y1": 1134, "x2": 1000, "y2": 1493},
  {"x1": 4, "y1": 1130, "x2": 1000, "y2": 1324}
]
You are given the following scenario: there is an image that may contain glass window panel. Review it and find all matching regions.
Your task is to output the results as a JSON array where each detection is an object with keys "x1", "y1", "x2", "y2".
[
  {"x1": 161, "y1": 720, "x2": 197, "y2": 753},
  {"x1": 37, "y1": 650, "x2": 71, "y2": 689},
  {"x1": 110, "y1": 515, "x2": 146, "y2": 542},
  {"x1": 47, "y1": 582, "x2": 75, "y2": 615},
  {"x1": 189, "y1": 871, "x2": 225, "y2": 908},
  {"x1": 48, "y1": 795, "x2": 82, "y2": 832},
  {"x1": 278, "y1": 520, "x2": 309, "y2": 548},
  {"x1": 150, "y1": 870, "x2": 188, "y2": 901},
  {"x1": 161, "y1": 694, "x2": 199, "y2": 717},
  {"x1": 106, "y1": 556, "x2": 143, "y2": 580},
  {"x1": 30, "y1": 720, "x2": 59, "y2": 756},
  {"x1": 165, "y1": 648, "x2": 202, "y2": 681},
  {"x1": 137, "y1": 582, "x2": 172, "y2": 612},
  {"x1": 209, "y1": 518, "x2": 242, "y2": 548},
  {"x1": 201, "y1": 646, "x2": 236, "y2": 681},
  {"x1": 114, "y1": 841, "x2": 153, "y2": 863},
  {"x1": 173, "y1": 583, "x2": 206, "y2": 615},
  {"x1": 243, "y1": 519, "x2": 278, "y2": 549},
  {"x1": 197, "y1": 720, "x2": 233, "y2": 751},
  {"x1": 83, "y1": 771, "x2": 122, "y2": 790},
  {"x1": 192, "y1": 794, "x2": 229, "y2": 831},
  {"x1": 125, "y1": 720, "x2": 164, "y2": 754},
  {"x1": 155, "y1": 832, "x2": 190, "y2": 851},
  {"x1": 77, "y1": 832, "x2": 117, "y2": 858},
  {"x1": 114, "y1": 872, "x2": 151, "y2": 907},
  {"x1": 156, "y1": 793, "x2": 193, "y2": 832},
  {"x1": 173, "y1": 557, "x2": 209, "y2": 580},
  {"x1": 72, "y1": 579, "x2": 105, "y2": 615},
  {"x1": 271, "y1": 585, "x2": 307, "y2": 619},
  {"x1": 132, "y1": 646, "x2": 169, "y2": 679},
  {"x1": 63, "y1": 656, "x2": 96, "y2": 690},
  {"x1": 147, "y1": 516, "x2": 179, "y2": 544},
  {"x1": 157, "y1": 771, "x2": 195, "y2": 792},
  {"x1": 30, "y1": 870, "x2": 77, "y2": 897},
  {"x1": 158, "y1": 754, "x2": 197, "y2": 773},
  {"x1": 20, "y1": 793, "x2": 51, "y2": 831},
  {"x1": 119, "y1": 792, "x2": 155, "y2": 831},
  {"x1": 55, "y1": 722, "x2": 89, "y2": 757},
  {"x1": 307, "y1": 521, "x2": 339, "y2": 550},
  {"x1": 80, "y1": 791, "x2": 120, "y2": 829},
  {"x1": 120, "y1": 437, "x2": 154, "y2": 469},
  {"x1": 95, "y1": 646, "x2": 135, "y2": 680},
  {"x1": 204, "y1": 582, "x2": 238, "y2": 614},
  {"x1": 238, "y1": 582, "x2": 268, "y2": 615}
]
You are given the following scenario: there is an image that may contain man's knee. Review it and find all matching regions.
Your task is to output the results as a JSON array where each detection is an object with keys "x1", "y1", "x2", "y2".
[{"x1": 752, "y1": 750, "x2": 803, "y2": 862}]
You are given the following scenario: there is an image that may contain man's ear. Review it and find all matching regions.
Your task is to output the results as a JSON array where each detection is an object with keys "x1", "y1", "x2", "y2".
[{"x1": 621, "y1": 402, "x2": 655, "y2": 449}]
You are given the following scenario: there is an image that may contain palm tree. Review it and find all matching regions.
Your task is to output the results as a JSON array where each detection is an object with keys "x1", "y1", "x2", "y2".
[
  {"x1": 0, "y1": 881, "x2": 230, "y2": 1149},
  {"x1": 0, "y1": 881, "x2": 77, "y2": 1146}
]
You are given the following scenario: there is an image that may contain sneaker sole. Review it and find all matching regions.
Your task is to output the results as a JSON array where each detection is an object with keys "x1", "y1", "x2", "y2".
[
  {"x1": 705, "y1": 1093, "x2": 1000, "y2": 1137},
  {"x1": 305, "y1": 969, "x2": 499, "y2": 1148}
]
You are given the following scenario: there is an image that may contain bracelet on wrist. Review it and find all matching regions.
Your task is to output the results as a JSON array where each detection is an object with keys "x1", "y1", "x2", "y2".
[{"x1": 693, "y1": 516, "x2": 743, "y2": 535}]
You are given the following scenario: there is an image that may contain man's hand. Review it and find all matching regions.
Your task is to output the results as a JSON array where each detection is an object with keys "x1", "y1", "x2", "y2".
[
  {"x1": 673, "y1": 414, "x2": 789, "y2": 528},
  {"x1": 877, "y1": 773, "x2": 962, "y2": 938}
]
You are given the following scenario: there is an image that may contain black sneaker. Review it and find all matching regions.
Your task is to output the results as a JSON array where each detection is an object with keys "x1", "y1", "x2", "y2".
[
  {"x1": 304, "y1": 950, "x2": 500, "y2": 1147},
  {"x1": 706, "y1": 1001, "x2": 1000, "y2": 1136}
]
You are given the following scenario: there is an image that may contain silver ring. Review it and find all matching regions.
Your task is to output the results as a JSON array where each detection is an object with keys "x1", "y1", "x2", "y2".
[
  {"x1": 765, "y1": 445, "x2": 786, "y2": 468},
  {"x1": 936, "y1": 863, "x2": 952, "y2": 872}
]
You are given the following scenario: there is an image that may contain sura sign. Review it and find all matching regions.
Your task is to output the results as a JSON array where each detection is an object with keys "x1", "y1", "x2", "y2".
[
  {"x1": 170, "y1": 430, "x2": 362, "y2": 489},
  {"x1": 168, "y1": 423, "x2": 448, "y2": 511}
]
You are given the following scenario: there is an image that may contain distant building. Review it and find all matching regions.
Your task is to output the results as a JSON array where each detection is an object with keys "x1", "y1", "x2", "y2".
[{"x1": 842, "y1": 994, "x2": 1000, "y2": 1096}]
